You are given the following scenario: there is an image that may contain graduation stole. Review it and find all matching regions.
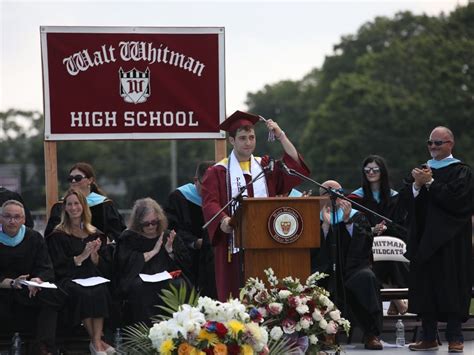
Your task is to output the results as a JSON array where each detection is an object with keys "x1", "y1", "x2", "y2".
[
  {"x1": 350, "y1": 187, "x2": 398, "y2": 203},
  {"x1": 177, "y1": 183, "x2": 202, "y2": 207},
  {"x1": 426, "y1": 157, "x2": 461, "y2": 169},
  {"x1": 0, "y1": 224, "x2": 26, "y2": 247},
  {"x1": 87, "y1": 192, "x2": 107, "y2": 207},
  {"x1": 225, "y1": 150, "x2": 268, "y2": 213}
]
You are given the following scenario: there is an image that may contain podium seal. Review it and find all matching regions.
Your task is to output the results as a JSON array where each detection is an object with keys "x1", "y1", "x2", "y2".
[{"x1": 268, "y1": 207, "x2": 303, "y2": 244}]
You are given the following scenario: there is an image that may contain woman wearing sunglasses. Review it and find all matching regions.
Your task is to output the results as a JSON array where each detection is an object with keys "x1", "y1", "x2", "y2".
[
  {"x1": 348, "y1": 155, "x2": 409, "y2": 316},
  {"x1": 45, "y1": 162, "x2": 126, "y2": 241},
  {"x1": 47, "y1": 189, "x2": 114, "y2": 355},
  {"x1": 115, "y1": 197, "x2": 192, "y2": 325}
]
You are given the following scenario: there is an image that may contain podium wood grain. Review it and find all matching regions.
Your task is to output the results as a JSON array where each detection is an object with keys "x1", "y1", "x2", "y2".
[{"x1": 235, "y1": 197, "x2": 323, "y2": 283}]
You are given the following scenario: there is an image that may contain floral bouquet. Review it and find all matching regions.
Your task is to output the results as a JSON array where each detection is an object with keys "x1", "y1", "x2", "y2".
[
  {"x1": 239, "y1": 269, "x2": 350, "y2": 354},
  {"x1": 124, "y1": 295, "x2": 270, "y2": 355}
]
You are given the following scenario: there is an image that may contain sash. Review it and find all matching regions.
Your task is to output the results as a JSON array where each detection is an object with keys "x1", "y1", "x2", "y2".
[
  {"x1": 177, "y1": 183, "x2": 202, "y2": 207},
  {"x1": 350, "y1": 187, "x2": 398, "y2": 203},
  {"x1": 226, "y1": 150, "x2": 268, "y2": 211},
  {"x1": 426, "y1": 156, "x2": 461, "y2": 169},
  {"x1": 0, "y1": 224, "x2": 26, "y2": 247},
  {"x1": 87, "y1": 192, "x2": 107, "y2": 207}
]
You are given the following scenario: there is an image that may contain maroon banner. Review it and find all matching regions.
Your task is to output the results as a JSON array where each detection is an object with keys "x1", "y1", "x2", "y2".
[{"x1": 41, "y1": 27, "x2": 225, "y2": 140}]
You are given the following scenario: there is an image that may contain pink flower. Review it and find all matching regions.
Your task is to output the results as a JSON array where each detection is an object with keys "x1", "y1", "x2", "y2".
[
  {"x1": 325, "y1": 320, "x2": 338, "y2": 334},
  {"x1": 268, "y1": 303, "x2": 283, "y2": 315},
  {"x1": 282, "y1": 318, "x2": 297, "y2": 334}
]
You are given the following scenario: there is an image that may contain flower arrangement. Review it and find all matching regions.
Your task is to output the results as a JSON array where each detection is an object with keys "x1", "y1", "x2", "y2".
[
  {"x1": 126, "y1": 295, "x2": 270, "y2": 355},
  {"x1": 239, "y1": 269, "x2": 350, "y2": 353}
]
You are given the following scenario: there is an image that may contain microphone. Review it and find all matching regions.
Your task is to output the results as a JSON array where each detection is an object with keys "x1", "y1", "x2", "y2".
[
  {"x1": 278, "y1": 160, "x2": 292, "y2": 175},
  {"x1": 264, "y1": 158, "x2": 275, "y2": 173}
]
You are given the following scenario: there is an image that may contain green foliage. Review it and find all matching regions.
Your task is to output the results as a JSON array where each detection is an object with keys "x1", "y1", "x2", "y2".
[
  {"x1": 152, "y1": 281, "x2": 199, "y2": 322},
  {"x1": 122, "y1": 322, "x2": 155, "y2": 355},
  {"x1": 267, "y1": 336, "x2": 302, "y2": 355},
  {"x1": 247, "y1": 4, "x2": 474, "y2": 191}
]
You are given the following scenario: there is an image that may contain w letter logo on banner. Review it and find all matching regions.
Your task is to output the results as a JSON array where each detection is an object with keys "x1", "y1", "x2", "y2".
[{"x1": 119, "y1": 67, "x2": 151, "y2": 104}]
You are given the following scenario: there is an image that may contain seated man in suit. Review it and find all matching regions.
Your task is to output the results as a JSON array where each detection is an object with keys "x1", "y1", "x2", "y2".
[
  {"x1": 0, "y1": 200, "x2": 63, "y2": 355},
  {"x1": 311, "y1": 180, "x2": 383, "y2": 350}
]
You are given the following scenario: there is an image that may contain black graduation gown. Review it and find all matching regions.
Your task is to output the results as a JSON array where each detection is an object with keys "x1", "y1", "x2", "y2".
[
  {"x1": 115, "y1": 229, "x2": 193, "y2": 324},
  {"x1": 348, "y1": 191, "x2": 409, "y2": 287},
  {"x1": 399, "y1": 162, "x2": 473, "y2": 321},
  {"x1": 46, "y1": 230, "x2": 112, "y2": 325},
  {"x1": 44, "y1": 199, "x2": 126, "y2": 241},
  {"x1": 0, "y1": 228, "x2": 63, "y2": 344},
  {"x1": 0, "y1": 187, "x2": 34, "y2": 228},
  {"x1": 311, "y1": 212, "x2": 383, "y2": 335},
  {"x1": 165, "y1": 189, "x2": 217, "y2": 298}
]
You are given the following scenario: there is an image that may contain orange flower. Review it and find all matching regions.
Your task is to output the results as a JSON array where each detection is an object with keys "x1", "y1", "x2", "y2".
[
  {"x1": 177, "y1": 342, "x2": 204, "y2": 355},
  {"x1": 213, "y1": 343, "x2": 228, "y2": 355},
  {"x1": 178, "y1": 343, "x2": 193, "y2": 355}
]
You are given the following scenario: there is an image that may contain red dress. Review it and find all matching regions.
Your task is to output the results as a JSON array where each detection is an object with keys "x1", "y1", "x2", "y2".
[{"x1": 201, "y1": 153, "x2": 310, "y2": 301}]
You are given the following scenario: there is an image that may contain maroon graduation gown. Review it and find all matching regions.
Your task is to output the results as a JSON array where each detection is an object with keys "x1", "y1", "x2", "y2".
[{"x1": 201, "y1": 153, "x2": 310, "y2": 301}]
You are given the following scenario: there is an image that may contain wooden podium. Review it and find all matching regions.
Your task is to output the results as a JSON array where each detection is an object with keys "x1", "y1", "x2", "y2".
[{"x1": 235, "y1": 197, "x2": 323, "y2": 284}]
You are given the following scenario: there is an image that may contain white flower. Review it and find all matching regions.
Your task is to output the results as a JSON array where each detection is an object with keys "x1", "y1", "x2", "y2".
[
  {"x1": 299, "y1": 316, "x2": 312, "y2": 330},
  {"x1": 173, "y1": 304, "x2": 205, "y2": 335},
  {"x1": 245, "y1": 322, "x2": 268, "y2": 351},
  {"x1": 295, "y1": 284, "x2": 304, "y2": 293},
  {"x1": 329, "y1": 310, "x2": 341, "y2": 321},
  {"x1": 312, "y1": 308, "x2": 323, "y2": 321},
  {"x1": 296, "y1": 304, "x2": 309, "y2": 315},
  {"x1": 278, "y1": 290, "x2": 291, "y2": 299},
  {"x1": 309, "y1": 334, "x2": 319, "y2": 345},
  {"x1": 270, "y1": 326, "x2": 283, "y2": 341},
  {"x1": 319, "y1": 318, "x2": 328, "y2": 329}
]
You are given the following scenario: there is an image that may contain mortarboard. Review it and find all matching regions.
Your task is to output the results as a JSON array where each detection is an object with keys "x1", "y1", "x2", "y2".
[{"x1": 219, "y1": 110, "x2": 260, "y2": 132}]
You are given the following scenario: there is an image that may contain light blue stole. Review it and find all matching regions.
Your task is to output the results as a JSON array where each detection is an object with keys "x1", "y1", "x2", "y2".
[
  {"x1": 0, "y1": 224, "x2": 26, "y2": 247},
  {"x1": 87, "y1": 192, "x2": 107, "y2": 207},
  {"x1": 177, "y1": 183, "x2": 202, "y2": 207}
]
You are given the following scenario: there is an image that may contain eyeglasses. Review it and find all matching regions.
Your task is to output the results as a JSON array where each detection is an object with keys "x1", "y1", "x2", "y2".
[
  {"x1": 427, "y1": 140, "x2": 451, "y2": 146},
  {"x1": 1, "y1": 214, "x2": 23, "y2": 222},
  {"x1": 67, "y1": 174, "x2": 86, "y2": 183},
  {"x1": 141, "y1": 219, "x2": 159, "y2": 228},
  {"x1": 364, "y1": 167, "x2": 381, "y2": 174}
]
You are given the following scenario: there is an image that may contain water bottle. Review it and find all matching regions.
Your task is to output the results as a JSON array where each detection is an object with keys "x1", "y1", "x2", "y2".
[
  {"x1": 114, "y1": 328, "x2": 123, "y2": 354},
  {"x1": 395, "y1": 319, "x2": 405, "y2": 347},
  {"x1": 10, "y1": 332, "x2": 22, "y2": 355}
]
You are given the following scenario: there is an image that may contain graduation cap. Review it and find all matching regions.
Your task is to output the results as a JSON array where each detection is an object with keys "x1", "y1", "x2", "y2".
[{"x1": 219, "y1": 110, "x2": 260, "y2": 132}]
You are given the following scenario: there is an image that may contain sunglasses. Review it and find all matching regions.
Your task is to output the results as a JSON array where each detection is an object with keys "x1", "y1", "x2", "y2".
[
  {"x1": 427, "y1": 140, "x2": 450, "y2": 146},
  {"x1": 364, "y1": 167, "x2": 380, "y2": 174},
  {"x1": 141, "y1": 219, "x2": 159, "y2": 228},
  {"x1": 67, "y1": 174, "x2": 86, "y2": 183}
]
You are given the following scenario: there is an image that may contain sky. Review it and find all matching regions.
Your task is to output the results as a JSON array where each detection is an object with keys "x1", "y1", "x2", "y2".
[{"x1": 0, "y1": 0, "x2": 468, "y2": 114}]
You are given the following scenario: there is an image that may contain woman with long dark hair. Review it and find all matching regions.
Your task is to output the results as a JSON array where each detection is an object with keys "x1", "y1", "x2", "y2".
[
  {"x1": 45, "y1": 162, "x2": 126, "y2": 241},
  {"x1": 348, "y1": 155, "x2": 409, "y2": 315}
]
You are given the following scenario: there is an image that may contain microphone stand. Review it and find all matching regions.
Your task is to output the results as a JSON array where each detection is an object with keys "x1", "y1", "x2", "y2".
[
  {"x1": 202, "y1": 165, "x2": 272, "y2": 292},
  {"x1": 202, "y1": 167, "x2": 269, "y2": 230},
  {"x1": 281, "y1": 163, "x2": 406, "y2": 352},
  {"x1": 281, "y1": 164, "x2": 407, "y2": 234}
]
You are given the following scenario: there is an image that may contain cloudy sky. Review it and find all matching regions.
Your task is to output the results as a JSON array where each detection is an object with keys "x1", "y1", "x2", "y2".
[{"x1": 0, "y1": 0, "x2": 467, "y2": 114}]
